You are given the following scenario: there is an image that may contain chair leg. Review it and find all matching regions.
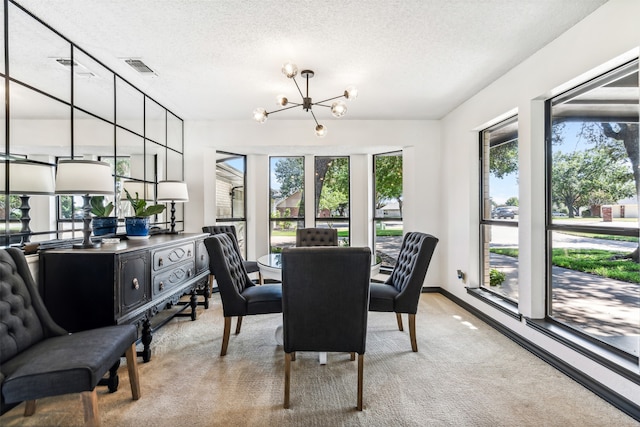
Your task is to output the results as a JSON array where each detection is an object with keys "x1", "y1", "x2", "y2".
[
  {"x1": 24, "y1": 400, "x2": 36, "y2": 416},
  {"x1": 208, "y1": 274, "x2": 215, "y2": 297},
  {"x1": 291, "y1": 352, "x2": 296, "y2": 361},
  {"x1": 350, "y1": 352, "x2": 356, "y2": 361},
  {"x1": 221, "y1": 317, "x2": 231, "y2": 356},
  {"x1": 258, "y1": 272, "x2": 264, "y2": 285},
  {"x1": 284, "y1": 352, "x2": 292, "y2": 409},
  {"x1": 235, "y1": 316, "x2": 243, "y2": 334},
  {"x1": 357, "y1": 354, "x2": 364, "y2": 411},
  {"x1": 396, "y1": 313, "x2": 404, "y2": 331},
  {"x1": 409, "y1": 313, "x2": 418, "y2": 352},
  {"x1": 125, "y1": 343, "x2": 141, "y2": 400},
  {"x1": 81, "y1": 389, "x2": 100, "y2": 427}
]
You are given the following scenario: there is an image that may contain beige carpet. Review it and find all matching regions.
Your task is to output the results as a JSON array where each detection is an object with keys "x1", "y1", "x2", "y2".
[{"x1": 2, "y1": 293, "x2": 637, "y2": 427}]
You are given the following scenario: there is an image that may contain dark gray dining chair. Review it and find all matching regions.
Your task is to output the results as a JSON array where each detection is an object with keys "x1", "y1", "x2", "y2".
[
  {"x1": 369, "y1": 232, "x2": 438, "y2": 352},
  {"x1": 202, "y1": 225, "x2": 264, "y2": 288},
  {"x1": 295, "y1": 227, "x2": 338, "y2": 247},
  {"x1": 281, "y1": 246, "x2": 371, "y2": 411},
  {"x1": 204, "y1": 234, "x2": 282, "y2": 356}
]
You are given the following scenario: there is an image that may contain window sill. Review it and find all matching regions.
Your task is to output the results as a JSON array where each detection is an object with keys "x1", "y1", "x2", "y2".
[{"x1": 466, "y1": 287, "x2": 521, "y2": 321}]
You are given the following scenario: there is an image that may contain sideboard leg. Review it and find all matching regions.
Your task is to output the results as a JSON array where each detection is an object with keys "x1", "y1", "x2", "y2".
[
  {"x1": 140, "y1": 319, "x2": 153, "y2": 363},
  {"x1": 190, "y1": 288, "x2": 198, "y2": 321}
]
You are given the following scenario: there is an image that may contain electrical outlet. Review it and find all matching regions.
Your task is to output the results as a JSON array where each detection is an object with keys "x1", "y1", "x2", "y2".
[{"x1": 456, "y1": 269, "x2": 466, "y2": 283}]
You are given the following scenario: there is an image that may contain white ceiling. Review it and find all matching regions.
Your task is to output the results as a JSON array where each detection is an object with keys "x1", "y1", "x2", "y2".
[{"x1": 15, "y1": 0, "x2": 608, "y2": 122}]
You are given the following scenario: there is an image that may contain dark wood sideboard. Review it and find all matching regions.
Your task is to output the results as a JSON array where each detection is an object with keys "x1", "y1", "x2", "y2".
[{"x1": 39, "y1": 233, "x2": 210, "y2": 362}]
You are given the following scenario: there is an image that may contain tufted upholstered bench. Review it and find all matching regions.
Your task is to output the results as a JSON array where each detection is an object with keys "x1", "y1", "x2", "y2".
[
  {"x1": 368, "y1": 232, "x2": 438, "y2": 352},
  {"x1": 295, "y1": 228, "x2": 338, "y2": 247},
  {"x1": 0, "y1": 248, "x2": 140, "y2": 426}
]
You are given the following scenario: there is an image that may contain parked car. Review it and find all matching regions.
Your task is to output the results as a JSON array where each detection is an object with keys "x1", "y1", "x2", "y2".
[
  {"x1": 492, "y1": 207, "x2": 515, "y2": 219},
  {"x1": 552, "y1": 211, "x2": 568, "y2": 217}
]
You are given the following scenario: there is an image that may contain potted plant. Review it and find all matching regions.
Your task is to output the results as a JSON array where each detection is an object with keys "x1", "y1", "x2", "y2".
[
  {"x1": 90, "y1": 196, "x2": 117, "y2": 236},
  {"x1": 489, "y1": 268, "x2": 506, "y2": 286},
  {"x1": 124, "y1": 189, "x2": 166, "y2": 239}
]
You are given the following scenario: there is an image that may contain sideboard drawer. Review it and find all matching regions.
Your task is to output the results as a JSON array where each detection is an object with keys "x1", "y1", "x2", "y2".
[
  {"x1": 152, "y1": 242, "x2": 194, "y2": 271},
  {"x1": 195, "y1": 239, "x2": 208, "y2": 274},
  {"x1": 152, "y1": 260, "x2": 195, "y2": 296},
  {"x1": 119, "y1": 251, "x2": 150, "y2": 316}
]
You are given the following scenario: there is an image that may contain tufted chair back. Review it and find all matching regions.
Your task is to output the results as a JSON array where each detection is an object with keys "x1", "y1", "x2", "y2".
[
  {"x1": 295, "y1": 228, "x2": 338, "y2": 247},
  {"x1": 0, "y1": 248, "x2": 66, "y2": 365},
  {"x1": 204, "y1": 233, "x2": 254, "y2": 317},
  {"x1": 202, "y1": 225, "x2": 237, "y2": 239},
  {"x1": 385, "y1": 232, "x2": 439, "y2": 314}
]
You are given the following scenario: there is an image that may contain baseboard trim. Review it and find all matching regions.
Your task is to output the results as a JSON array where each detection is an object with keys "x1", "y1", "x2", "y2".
[{"x1": 427, "y1": 286, "x2": 640, "y2": 422}]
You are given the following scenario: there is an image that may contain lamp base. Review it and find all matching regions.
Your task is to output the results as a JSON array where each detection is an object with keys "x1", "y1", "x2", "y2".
[{"x1": 73, "y1": 241, "x2": 101, "y2": 249}]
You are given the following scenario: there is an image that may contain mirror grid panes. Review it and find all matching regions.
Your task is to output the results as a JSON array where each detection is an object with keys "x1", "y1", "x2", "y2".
[
  {"x1": 373, "y1": 151, "x2": 403, "y2": 268},
  {"x1": 547, "y1": 59, "x2": 639, "y2": 356},
  {"x1": 270, "y1": 156, "x2": 304, "y2": 253},
  {"x1": 1, "y1": 2, "x2": 184, "y2": 246},
  {"x1": 315, "y1": 156, "x2": 350, "y2": 246},
  {"x1": 480, "y1": 117, "x2": 519, "y2": 303}
]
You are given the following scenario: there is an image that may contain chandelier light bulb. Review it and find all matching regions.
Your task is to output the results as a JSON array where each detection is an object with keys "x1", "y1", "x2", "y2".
[
  {"x1": 281, "y1": 62, "x2": 298, "y2": 78},
  {"x1": 253, "y1": 107, "x2": 268, "y2": 123},
  {"x1": 315, "y1": 124, "x2": 327, "y2": 137},
  {"x1": 331, "y1": 101, "x2": 347, "y2": 118},
  {"x1": 344, "y1": 85, "x2": 358, "y2": 100},
  {"x1": 276, "y1": 94, "x2": 288, "y2": 106}
]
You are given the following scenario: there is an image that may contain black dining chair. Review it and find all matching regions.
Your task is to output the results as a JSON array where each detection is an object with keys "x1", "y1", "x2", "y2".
[
  {"x1": 203, "y1": 234, "x2": 282, "y2": 356},
  {"x1": 281, "y1": 246, "x2": 371, "y2": 410},
  {"x1": 295, "y1": 227, "x2": 338, "y2": 247},
  {"x1": 202, "y1": 225, "x2": 264, "y2": 289},
  {"x1": 369, "y1": 232, "x2": 438, "y2": 352}
]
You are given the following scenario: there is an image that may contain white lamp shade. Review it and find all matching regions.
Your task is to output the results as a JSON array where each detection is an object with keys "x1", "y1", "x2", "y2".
[
  {"x1": 55, "y1": 160, "x2": 114, "y2": 195},
  {"x1": 122, "y1": 180, "x2": 155, "y2": 200},
  {"x1": 0, "y1": 160, "x2": 55, "y2": 195},
  {"x1": 157, "y1": 181, "x2": 189, "y2": 202}
]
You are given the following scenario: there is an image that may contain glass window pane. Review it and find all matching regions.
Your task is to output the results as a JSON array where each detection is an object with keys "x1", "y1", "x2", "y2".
[
  {"x1": 73, "y1": 48, "x2": 114, "y2": 122},
  {"x1": 145, "y1": 98, "x2": 166, "y2": 145},
  {"x1": 481, "y1": 224, "x2": 519, "y2": 301},
  {"x1": 270, "y1": 157, "x2": 304, "y2": 219},
  {"x1": 374, "y1": 220, "x2": 404, "y2": 268},
  {"x1": 549, "y1": 230, "x2": 639, "y2": 356},
  {"x1": 216, "y1": 153, "x2": 245, "y2": 220},
  {"x1": 374, "y1": 152, "x2": 403, "y2": 219},
  {"x1": 315, "y1": 220, "x2": 349, "y2": 246},
  {"x1": 315, "y1": 156, "x2": 349, "y2": 219},
  {"x1": 269, "y1": 220, "x2": 304, "y2": 253},
  {"x1": 116, "y1": 77, "x2": 143, "y2": 135}
]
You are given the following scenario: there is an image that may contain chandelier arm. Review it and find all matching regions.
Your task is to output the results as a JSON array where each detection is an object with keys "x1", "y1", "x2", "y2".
[
  {"x1": 267, "y1": 104, "x2": 303, "y2": 115},
  {"x1": 291, "y1": 77, "x2": 305, "y2": 100},
  {"x1": 313, "y1": 94, "x2": 345, "y2": 105},
  {"x1": 309, "y1": 110, "x2": 320, "y2": 126},
  {"x1": 313, "y1": 104, "x2": 331, "y2": 108}
]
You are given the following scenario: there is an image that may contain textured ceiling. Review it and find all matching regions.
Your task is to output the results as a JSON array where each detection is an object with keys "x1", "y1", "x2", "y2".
[{"x1": 14, "y1": 0, "x2": 608, "y2": 122}]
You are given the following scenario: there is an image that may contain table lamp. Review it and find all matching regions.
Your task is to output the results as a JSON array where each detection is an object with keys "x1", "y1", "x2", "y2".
[
  {"x1": 55, "y1": 160, "x2": 114, "y2": 249},
  {"x1": 0, "y1": 160, "x2": 56, "y2": 244},
  {"x1": 157, "y1": 180, "x2": 189, "y2": 234}
]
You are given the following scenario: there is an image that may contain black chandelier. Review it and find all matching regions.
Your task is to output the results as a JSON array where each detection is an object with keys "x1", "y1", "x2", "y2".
[{"x1": 253, "y1": 61, "x2": 358, "y2": 137}]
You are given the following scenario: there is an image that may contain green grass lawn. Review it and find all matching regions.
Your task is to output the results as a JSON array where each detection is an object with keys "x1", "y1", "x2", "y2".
[{"x1": 491, "y1": 248, "x2": 640, "y2": 283}]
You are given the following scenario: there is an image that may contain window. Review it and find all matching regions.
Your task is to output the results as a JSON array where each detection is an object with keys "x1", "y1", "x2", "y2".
[
  {"x1": 269, "y1": 156, "x2": 304, "y2": 252},
  {"x1": 373, "y1": 151, "x2": 403, "y2": 268},
  {"x1": 480, "y1": 116, "x2": 519, "y2": 304},
  {"x1": 546, "y1": 60, "x2": 639, "y2": 357},
  {"x1": 216, "y1": 151, "x2": 248, "y2": 257},
  {"x1": 315, "y1": 156, "x2": 350, "y2": 245}
]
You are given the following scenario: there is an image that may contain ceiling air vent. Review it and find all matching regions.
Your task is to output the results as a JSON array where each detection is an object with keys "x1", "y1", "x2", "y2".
[
  {"x1": 55, "y1": 58, "x2": 95, "y2": 77},
  {"x1": 124, "y1": 59, "x2": 156, "y2": 76}
]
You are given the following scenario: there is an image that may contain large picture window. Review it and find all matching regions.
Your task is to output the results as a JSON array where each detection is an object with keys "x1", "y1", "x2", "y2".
[
  {"x1": 373, "y1": 151, "x2": 403, "y2": 268},
  {"x1": 480, "y1": 116, "x2": 519, "y2": 303},
  {"x1": 546, "y1": 60, "x2": 639, "y2": 357},
  {"x1": 269, "y1": 156, "x2": 304, "y2": 252},
  {"x1": 315, "y1": 156, "x2": 350, "y2": 246}
]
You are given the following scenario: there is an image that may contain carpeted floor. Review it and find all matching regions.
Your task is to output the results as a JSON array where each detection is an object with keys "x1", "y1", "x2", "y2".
[{"x1": 2, "y1": 293, "x2": 638, "y2": 426}]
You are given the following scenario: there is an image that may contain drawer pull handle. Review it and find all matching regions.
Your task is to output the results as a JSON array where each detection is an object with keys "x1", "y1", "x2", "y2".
[
  {"x1": 188, "y1": 250, "x2": 192, "y2": 257},
  {"x1": 188, "y1": 269, "x2": 193, "y2": 277},
  {"x1": 200, "y1": 254, "x2": 204, "y2": 261},
  {"x1": 159, "y1": 281, "x2": 165, "y2": 291},
  {"x1": 132, "y1": 278, "x2": 140, "y2": 290},
  {"x1": 158, "y1": 257, "x2": 164, "y2": 267}
]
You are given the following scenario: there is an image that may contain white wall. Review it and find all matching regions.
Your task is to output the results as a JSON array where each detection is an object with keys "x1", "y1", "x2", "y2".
[{"x1": 440, "y1": 0, "x2": 639, "y2": 406}]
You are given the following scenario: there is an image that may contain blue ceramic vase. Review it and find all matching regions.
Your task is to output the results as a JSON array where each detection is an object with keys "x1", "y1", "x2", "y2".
[{"x1": 125, "y1": 217, "x2": 150, "y2": 237}]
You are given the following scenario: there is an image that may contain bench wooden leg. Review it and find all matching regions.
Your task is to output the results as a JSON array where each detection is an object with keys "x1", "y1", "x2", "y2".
[
  {"x1": 125, "y1": 343, "x2": 141, "y2": 400},
  {"x1": 81, "y1": 389, "x2": 100, "y2": 427},
  {"x1": 409, "y1": 314, "x2": 418, "y2": 352},
  {"x1": 284, "y1": 352, "x2": 292, "y2": 409},
  {"x1": 357, "y1": 354, "x2": 364, "y2": 411},
  {"x1": 24, "y1": 400, "x2": 36, "y2": 416},
  {"x1": 221, "y1": 316, "x2": 231, "y2": 356},
  {"x1": 350, "y1": 352, "x2": 356, "y2": 361},
  {"x1": 396, "y1": 312, "x2": 404, "y2": 331}
]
